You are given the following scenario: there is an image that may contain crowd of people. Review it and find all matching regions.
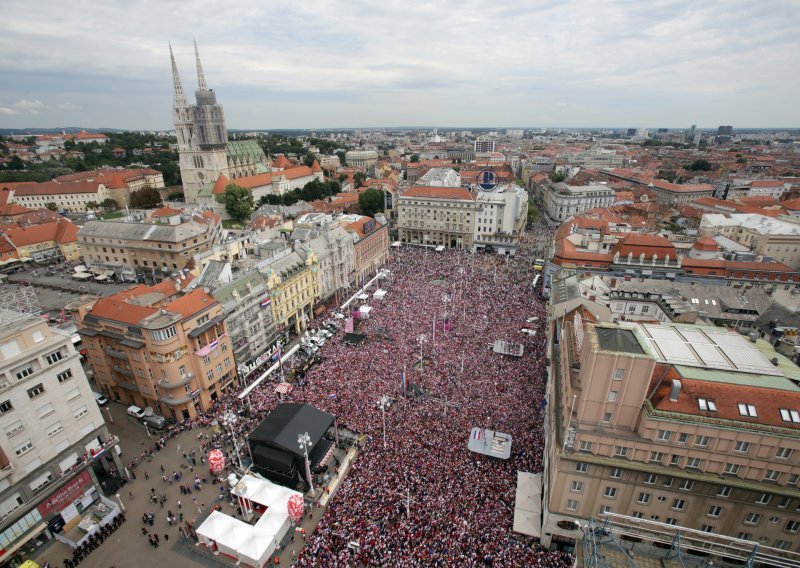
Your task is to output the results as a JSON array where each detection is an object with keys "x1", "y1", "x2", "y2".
[{"x1": 118, "y1": 219, "x2": 570, "y2": 566}]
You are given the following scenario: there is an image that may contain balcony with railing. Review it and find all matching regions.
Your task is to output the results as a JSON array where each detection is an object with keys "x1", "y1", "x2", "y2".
[
  {"x1": 112, "y1": 365, "x2": 133, "y2": 378},
  {"x1": 105, "y1": 347, "x2": 127, "y2": 359},
  {"x1": 157, "y1": 373, "x2": 194, "y2": 390}
]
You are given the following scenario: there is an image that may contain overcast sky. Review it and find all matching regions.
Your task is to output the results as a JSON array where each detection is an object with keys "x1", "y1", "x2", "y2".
[{"x1": 1, "y1": 0, "x2": 798, "y2": 130}]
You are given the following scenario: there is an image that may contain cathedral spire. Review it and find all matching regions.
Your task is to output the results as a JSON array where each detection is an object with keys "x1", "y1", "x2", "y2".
[
  {"x1": 170, "y1": 42, "x2": 188, "y2": 108},
  {"x1": 194, "y1": 38, "x2": 208, "y2": 92}
]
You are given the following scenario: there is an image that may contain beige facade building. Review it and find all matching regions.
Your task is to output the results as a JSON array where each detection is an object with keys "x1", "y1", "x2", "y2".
[
  {"x1": 76, "y1": 211, "x2": 223, "y2": 282},
  {"x1": 344, "y1": 216, "x2": 389, "y2": 285},
  {"x1": 0, "y1": 309, "x2": 121, "y2": 562},
  {"x1": 262, "y1": 248, "x2": 320, "y2": 336},
  {"x1": 700, "y1": 213, "x2": 800, "y2": 269},
  {"x1": 344, "y1": 150, "x2": 378, "y2": 170},
  {"x1": 397, "y1": 186, "x2": 476, "y2": 249},
  {"x1": 10, "y1": 181, "x2": 114, "y2": 213},
  {"x1": 543, "y1": 316, "x2": 800, "y2": 561},
  {"x1": 75, "y1": 280, "x2": 237, "y2": 420}
]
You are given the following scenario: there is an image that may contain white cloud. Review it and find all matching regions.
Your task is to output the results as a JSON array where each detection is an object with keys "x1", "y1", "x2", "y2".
[
  {"x1": 0, "y1": 0, "x2": 798, "y2": 128},
  {"x1": 56, "y1": 102, "x2": 81, "y2": 111},
  {"x1": 11, "y1": 99, "x2": 45, "y2": 114}
]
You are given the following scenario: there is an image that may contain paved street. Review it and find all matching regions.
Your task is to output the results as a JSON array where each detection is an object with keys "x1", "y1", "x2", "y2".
[{"x1": 30, "y1": 398, "x2": 330, "y2": 568}]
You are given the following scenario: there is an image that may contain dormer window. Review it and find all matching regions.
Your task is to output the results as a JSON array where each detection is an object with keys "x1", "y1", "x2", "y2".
[
  {"x1": 779, "y1": 409, "x2": 800, "y2": 423},
  {"x1": 698, "y1": 398, "x2": 717, "y2": 412},
  {"x1": 738, "y1": 403, "x2": 757, "y2": 417}
]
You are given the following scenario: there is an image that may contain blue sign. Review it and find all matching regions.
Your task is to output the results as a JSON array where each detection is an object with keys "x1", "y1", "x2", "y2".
[
  {"x1": 477, "y1": 170, "x2": 499, "y2": 191},
  {"x1": 363, "y1": 218, "x2": 377, "y2": 234}
]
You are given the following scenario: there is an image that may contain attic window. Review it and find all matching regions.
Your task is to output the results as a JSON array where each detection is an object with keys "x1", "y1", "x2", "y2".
[
  {"x1": 738, "y1": 403, "x2": 757, "y2": 417},
  {"x1": 698, "y1": 398, "x2": 717, "y2": 412},
  {"x1": 779, "y1": 409, "x2": 800, "y2": 423}
]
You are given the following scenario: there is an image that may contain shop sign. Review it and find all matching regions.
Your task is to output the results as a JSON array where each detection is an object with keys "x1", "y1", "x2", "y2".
[{"x1": 37, "y1": 471, "x2": 92, "y2": 517}]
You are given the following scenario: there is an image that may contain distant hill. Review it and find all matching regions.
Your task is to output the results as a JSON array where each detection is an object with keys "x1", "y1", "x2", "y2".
[{"x1": 0, "y1": 127, "x2": 128, "y2": 135}]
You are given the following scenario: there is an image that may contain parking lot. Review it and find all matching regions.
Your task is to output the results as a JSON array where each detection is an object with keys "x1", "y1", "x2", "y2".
[{"x1": 1, "y1": 266, "x2": 132, "y2": 315}]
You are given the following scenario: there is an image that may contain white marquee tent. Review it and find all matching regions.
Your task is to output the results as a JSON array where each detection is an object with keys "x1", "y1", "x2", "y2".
[
  {"x1": 513, "y1": 471, "x2": 542, "y2": 537},
  {"x1": 196, "y1": 476, "x2": 302, "y2": 567}
]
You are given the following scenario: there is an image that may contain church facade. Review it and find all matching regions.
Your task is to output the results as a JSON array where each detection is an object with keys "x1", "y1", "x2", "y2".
[{"x1": 170, "y1": 42, "x2": 269, "y2": 204}]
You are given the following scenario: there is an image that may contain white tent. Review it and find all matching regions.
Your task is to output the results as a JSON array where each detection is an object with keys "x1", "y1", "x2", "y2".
[
  {"x1": 197, "y1": 476, "x2": 302, "y2": 568},
  {"x1": 435, "y1": 245, "x2": 445, "y2": 252},
  {"x1": 359, "y1": 305, "x2": 373, "y2": 318},
  {"x1": 513, "y1": 471, "x2": 542, "y2": 537},
  {"x1": 357, "y1": 293, "x2": 369, "y2": 301},
  {"x1": 373, "y1": 289, "x2": 386, "y2": 300},
  {"x1": 390, "y1": 241, "x2": 402, "y2": 248}
]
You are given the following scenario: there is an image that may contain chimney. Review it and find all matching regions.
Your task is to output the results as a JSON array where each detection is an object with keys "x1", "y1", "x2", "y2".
[{"x1": 669, "y1": 379, "x2": 681, "y2": 402}]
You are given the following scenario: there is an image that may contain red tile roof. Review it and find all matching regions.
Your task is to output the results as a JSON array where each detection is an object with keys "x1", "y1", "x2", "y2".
[
  {"x1": 692, "y1": 236, "x2": 718, "y2": 252},
  {"x1": 611, "y1": 234, "x2": 676, "y2": 258},
  {"x1": 1, "y1": 220, "x2": 78, "y2": 247},
  {"x1": 345, "y1": 216, "x2": 383, "y2": 239},
  {"x1": 165, "y1": 288, "x2": 216, "y2": 319},
  {"x1": 750, "y1": 179, "x2": 785, "y2": 188},
  {"x1": 651, "y1": 180, "x2": 714, "y2": 193},
  {"x1": 86, "y1": 297, "x2": 156, "y2": 326},
  {"x1": 651, "y1": 377, "x2": 800, "y2": 431},
  {"x1": 13, "y1": 180, "x2": 103, "y2": 196},
  {"x1": 152, "y1": 206, "x2": 182, "y2": 218}
]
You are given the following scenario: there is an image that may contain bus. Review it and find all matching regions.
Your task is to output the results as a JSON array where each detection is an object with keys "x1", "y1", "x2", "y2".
[{"x1": 533, "y1": 259, "x2": 545, "y2": 272}]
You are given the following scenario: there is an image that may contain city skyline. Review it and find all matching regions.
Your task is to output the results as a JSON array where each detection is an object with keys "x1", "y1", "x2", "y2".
[{"x1": 1, "y1": 0, "x2": 799, "y2": 130}]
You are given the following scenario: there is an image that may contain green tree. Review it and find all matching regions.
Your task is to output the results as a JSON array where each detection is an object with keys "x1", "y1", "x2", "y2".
[
  {"x1": 100, "y1": 198, "x2": 119, "y2": 211},
  {"x1": 128, "y1": 186, "x2": 163, "y2": 208},
  {"x1": 353, "y1": 172, "x2": 366, "y2": 189},
  {"x1": 527, "y1": 205, "x2": 538, "y2": 226},
  {"x1": 686, "y1": 159, "x2": 712, "y2": 171},
  {"x1": 85, "y1": 201, "x2": 99, "y2": 211},
  {"x1": 166, "y1": 191, "x2": 184, "y2": 201},
  {"x1": 5, "y1": 155, "x2": 24, "y2": 170},
  {"x1": 45, "y1": 202, "x2": 58, "y2": 211},
  {"x1": 358, "y1": 187, "x2": 383, "y2": 217},
  {"x1": 549, "y1": 171, "x2": 566, "y2": 183},
  {"x1": 216, "y1": 184, "x2": 253, "y2": 223},
  {"x1": 410, "y1": 154, "x2": 420, "y2": 163},
  {"x1": 336, "y1": 150, "x2": 347, "y2": 166},
  {"x1": 658, "y1": 170, "x2": 677, "y2": 183}
]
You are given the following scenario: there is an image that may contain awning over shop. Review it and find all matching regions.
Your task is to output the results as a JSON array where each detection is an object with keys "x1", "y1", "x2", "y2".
[
  {"x1": 274, "y1": 382, "x2": 293, "y2": 395},
  {"x1": 513, "y1": 471, "x2": 542, "y2": 538}
]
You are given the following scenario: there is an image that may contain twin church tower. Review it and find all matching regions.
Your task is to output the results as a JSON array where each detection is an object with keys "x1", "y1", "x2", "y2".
[{"x1": 170, "y1": 41, "x2": 268, "y2": 203}]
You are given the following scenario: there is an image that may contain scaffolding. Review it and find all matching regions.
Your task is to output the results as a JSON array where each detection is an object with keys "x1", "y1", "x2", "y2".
[
  {"x1": 582, "y1": 513, "x2": 800, "y2": 568},
  {"x1": 0, "y1": 287, "x2": 42, "y2": 334}
]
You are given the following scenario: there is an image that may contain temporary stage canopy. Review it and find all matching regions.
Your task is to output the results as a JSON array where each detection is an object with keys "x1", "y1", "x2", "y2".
[
  {"x1": 373, "y1": 289, "x2": 387, "y2": 300},
  {"x1": 359, "y1": 305, "x2": 373, "y2": 317},
  {"x1": 435, "y1": 245, "x2": 445, "y2": 252},
  {"x1": 197, "y1": 475, "x2": 302, "y2": 568}
]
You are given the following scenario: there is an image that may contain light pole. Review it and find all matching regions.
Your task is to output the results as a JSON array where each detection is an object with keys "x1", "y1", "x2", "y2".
[
  {"x1": 115, "y1": 493, "x2": 126, "y2": 512},
  {"x1": 416, "y1": 334, "x2": 426, "y2": 367},
  {"x1": 378, "y1": 396, "x2": 391, "y2": 449},
  {"x1": 144, "y1": 422, "x2": 151, "y2": 439},
  {"x1": 223, "y1": 411, "x2": 243, "y2": 469},
  {"x1": 297, "y1": 432, "x2": 314, "y2": 492}
]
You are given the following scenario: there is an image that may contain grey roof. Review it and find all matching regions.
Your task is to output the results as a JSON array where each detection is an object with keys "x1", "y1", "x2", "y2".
[
  {"x1": 78, "y1": 219, "x2": 210, "y2": 243},
  {"x1": 756, "y1": 302, "x2": 800, "y2": 332},
  {"x1": 596, "y1": 327, "x2": 645, "y2": 354},
  {"x1": 267, "y1": 249, "x2": 308, "y2": 279},
  {"x1": 212, "y1": 270, "x2": 268, "y2": 307},
  {"x1": 289, "y1": 228, "x2": 313, "y2": 242},
  {"x1": 196, "y1": 260, "x2": 228, "y2": 288}
]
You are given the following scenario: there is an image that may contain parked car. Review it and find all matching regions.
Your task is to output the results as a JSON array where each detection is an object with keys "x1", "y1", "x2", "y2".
[
  {"x1": 126, "y1": 405, "x2": 146, "y2": 419},
  {"x1": 142, "y1": 414, "x2": 167, "y2": 430},
  {"x1": 92, "y1": 391, "x2": 109, "y2": 406}
]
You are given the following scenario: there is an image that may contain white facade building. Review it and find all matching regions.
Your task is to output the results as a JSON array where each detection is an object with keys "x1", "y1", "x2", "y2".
[
  {"x1": 0, "y1": 309, "x2": 121, "y2": 559},
  {"x1": 474, "y1": 137, "x2": 495, "y2": 153},
  {"x1": 473, "y1": 184, "x2": 529, "y2": 255},
  {"x1": 344, "y1": 150, "x2": 379, "y2": 170},
  {"x1": 543, "y1": 182, "x2": 615, "y2": 222}
]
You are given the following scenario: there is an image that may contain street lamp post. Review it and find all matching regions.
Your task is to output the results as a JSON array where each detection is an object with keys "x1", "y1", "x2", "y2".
[
  {"x1": 378, "y1": 396, "x2": 391, "y2": 449},
  {"x1": 297, "y1": 432, "x2": 314, "y2": 492},
  {"x1": 223, "y1": 411, "x2": 243, "y2": 469}
]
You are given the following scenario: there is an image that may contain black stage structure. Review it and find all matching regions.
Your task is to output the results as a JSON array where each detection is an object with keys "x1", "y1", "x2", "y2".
[{"x1": 247, "y1": 403, "x2": 336, "y2": 488}]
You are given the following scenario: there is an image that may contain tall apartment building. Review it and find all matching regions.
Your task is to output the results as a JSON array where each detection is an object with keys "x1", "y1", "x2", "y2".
[
  {"x1": 206, "y1": 270, "x2": 278, "y2": 383},
  {"x1": 308, "y1": 224, "x2": 355, "y2": 302},
  {"x1": 344, "y1": 216, "x2": 389, "y2": 285},
  {"x1": 397, "y1": 186, "x2": 476, "y2": 249},
  {"x1": 75, "y1": 280, "x2": 236, "y2": 419},
  {"x1": 77, "y1": 211, "x2": 223, "y2": 282},
  {"x1": 543, "y1": 317, "x2": 800, "y2": 561},
  {"x1": 0, "y1": 308, "x2": 121, "y2": 562},
  {"x1": 474, "y1": 137, "x2": 495, "y2": 153},
  {"x1": 473, "y1": 184, "x2": 528, "y2": 255}
]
